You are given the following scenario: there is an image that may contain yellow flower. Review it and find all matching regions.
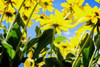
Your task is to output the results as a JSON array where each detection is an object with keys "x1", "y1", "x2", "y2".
[
  {"x1": 1, "y1": 0, "x2": 20, "y2": 8},
  {"x1": 54, "y1": 40, "x2": 76, "y2": 58},
  {"x1": 28, "y1": 51, "x2": 33, "y2": 58},
  {"x1": 21, "y1": 14, "x2": 33, "y2": 28},
  {"x1": 0, "y1": 53, "x2": 2, "y2": 55},
  {"x1": 70, "y1": 32, "x2": 81, "y2": 47},
  {"x1": 39, "y1": 0, "x2": 54, "y2": 12},
  {"x1": 55, "y1": 41, "x2": 70, "y2": 57},
  {"x1": 24, "y1": 58, "x2": 34, "y2": 67},
  {"x1": 32, "y1": 14, "x2": 50, "y2": 25},
  {"x1": 41, "y1": 9, "x2": 72, "y2": 35},
  {"x1": 37, "y1": 62, "x2": 45, "y2": 67},
  {"x1": 14, "y1": 0, "x2": 24, "y2": 9},
  {"x1": 76, "y1": 24, "x2": 99, "y2": 34},
  {"x1": 20, "y1": 0, "x2": 40, "y2": 17},
  {"x1": 21, "y1": 29, "x2": 27, "y2": 44},
  {"x1": 0, "y1": 4, "x2": 15, "y2": 23},
  {"x1": 61, "y1": 0, "x2": 84, "y2": 19},
  {"x1": 19, "y1": 0, "x2": 41, "y2": 28},
  {"x1": 97, "y1": 58, "x2": 100, "y2": 65},
  {"x1": 0, "y1": 0, "x2": 6, "y2": 9},
  {"x1": 0, "y1": 25, "x2": 4, "y2": 29},
  {"x1": 73, "y1": 4, "x2": 100, "y2": 25},
  {"x1": 95, "y1": 0, "x2": 100, "y2": 3},
  {"x1": 24, "y1": 50, "x2": 34, "y2": 67}
]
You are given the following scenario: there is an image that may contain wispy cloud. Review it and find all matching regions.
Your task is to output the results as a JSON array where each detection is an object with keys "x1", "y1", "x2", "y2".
[{"x1": 64, "y1": 31, "x2": 70, "y2": 35}]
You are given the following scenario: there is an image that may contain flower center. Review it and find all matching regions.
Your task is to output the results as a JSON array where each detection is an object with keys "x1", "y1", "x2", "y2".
[
  {"x1": 95, "y1": 12, "x2": 99, "y2": 16},
  {"x1": 40, "y1": 16, "x2": 44, "y2": 19},
  {"x1": 5, "y1": 12, "x2": 13, "y2": 17},
  {"x1": 44, "y1": 2, "x2": 48, "y2": 6},
  {"x1": 63, "y1": 46, "x2": 67, "y2": 48},
  {"x1": 23, "y1": 15, "x2": 28, "y2": 20},
  {"x1": 53, "y1": 24, "x2": 59, "y2": 27},
  {"x1": 23, "y1": 4, "x2": 31, "y2": 10}
]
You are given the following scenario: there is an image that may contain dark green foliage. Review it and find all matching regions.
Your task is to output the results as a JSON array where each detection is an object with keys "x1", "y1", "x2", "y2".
[
  {"x1": 33, "y1": 29, "x2": 53, "y2": 59},
  {"x1": 79, "y1": 33, "x2": 95, "y2": 67},
  {"x1": 7, "y1": 24, "x2": 22, "y2": 50}
]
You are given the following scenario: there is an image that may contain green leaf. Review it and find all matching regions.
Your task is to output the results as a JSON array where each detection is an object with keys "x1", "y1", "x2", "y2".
[
  {"x1": 66, "y1": 53, "x2": 75, "y2": 63},
  {"x1": 45, "y1": 57, "x2": 65, "y2": 67},
  {"x1": 15, "y1": 13, "x2": 25, "y2": 28},
  {"x1": 33, "y1": 29, "x2": 53, "y2": 59},
  {"x1": 7, "y1": 24, "x2": 22, "y2": 50},
  {"x1": 23, "y1": 38, "x2": 39, "y2": 54},
  {"x1": 35, "y1": 26, "x2": 42, "y2": 37},
  {"x1": 1, "y1": 41, "x2": 15, "y2": 60},
  {"x1": 35, "y1": 57, "x2": 44, "y2": 65},
  {"x1": 79, "y1": 33, "x2": 88, "y2": 47},
  {"x1": 75, "y1": 57, "x2": 81, "y2": 67},
  {"x1": 40, "y1": 47, "x2": 49, "y2": 53},
  {"x1": 94, "y1": 34, "x2": 100, "y2": 50},
  {"x1": 52, "y1": 44, "x2": 64, "y2": 60},
  {"x1": 79, "y1": 33, "x2": 95, "y2": 67},
  {"x1": 0, "y1": 25, "x2": 7, "y2": 33},
  {"x1": 54, "y1": 36, "x2": 67, "y2": 43},
  {"x1": 95, "y1": 54, "x2": 100, "y2": 60}
]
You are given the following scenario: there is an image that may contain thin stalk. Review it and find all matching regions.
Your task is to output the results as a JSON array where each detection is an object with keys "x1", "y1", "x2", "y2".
[
  {"x1": 72, "y1": 25, "x2": 96, "y2": 67},
  {"x1": 75, "y1": 31, "x2": 86, "y2": 54},
  {"x1": 8, "y1": 22, "x2": 9, "y2": 29},
  {"x1": 50, "y1": 27, "x2": 56, "y2": 57},
  {"x1": 7, "y1": 17, "x2": 9, "y2": 29},
  {"x1": 9, "y1": 1, "x2": 25, "y2": 67},
  {"x1": 15, "y1": 0, "x2": 40, "y2": 55},
  {"x1": 5, "y1": 0, "x2": 25, "y2": 41},
  {"x1": 0, "y1": 6, "x2": 7, "y2": 26},
  {"x1": 64, "y1": 12, "x2": 71, "y2": 20},
  {"x1": 20, "y1": 36, "x2": 31, "y2": 60},
  {"x1": 88, "y1": 48, "x2": 98, "y2": 67}
]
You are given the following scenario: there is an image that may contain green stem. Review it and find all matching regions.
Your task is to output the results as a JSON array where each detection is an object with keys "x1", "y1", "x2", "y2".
[
  {"x1": 75, "y1": 32, "x2": 86, "y2": 54},
  {"x1": 8, "y1": 1, "x2": 25, "y2": 67},
  {"x1": 20, "y1": 36, "x2": 31, "y2": 60},
  {"x1": 50, "y1": 27, "x2": 56, "y2": 57},
  {"x1": 64, "y1": 12, "x2": 70, "y2": 20},
  {"x1": 15, "y1": 0, "x2": 40, "y2": 56},
  {"x1": 8, "y1": 22, "x2": 9, "y2": 29},
  {"x1": 0, "y1": 6, "x2": 7, "y2": 26},
  {"x1": 88, "y1": 48, "x2": 98, "y2": 67},
  {"x1": 7, "y1": 17, "x2": 9, "y2": 29},
  {"x1": 72, "y1": 25, "x2": 96, "y2": 67},
  {"x1": 5, "y1": 0, "x2": 25, "y2": 41}
]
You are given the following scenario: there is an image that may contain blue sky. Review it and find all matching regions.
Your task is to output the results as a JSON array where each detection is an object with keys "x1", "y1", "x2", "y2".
[{"x1": 0, "y1": 0, "x2": 99, "y2": 67}]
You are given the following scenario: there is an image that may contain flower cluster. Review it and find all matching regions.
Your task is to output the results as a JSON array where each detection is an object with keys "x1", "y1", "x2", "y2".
[{"x1": 0, "y1": 0, "x2": 100, "y2": 67}]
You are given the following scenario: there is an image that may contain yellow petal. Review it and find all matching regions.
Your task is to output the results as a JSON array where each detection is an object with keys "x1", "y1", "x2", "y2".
[
  {"x1": 28, "y1": 51, "x2": 33, "y2": 58},
  {"x1": 61, "y1": 3, "x2": 70, "y2": 7},
  {"x1": 91, "y1": 18, "x2": 98, "y2": 24},
  {"x1": 28, "y1": 21, "x2": 33, "y2": 28},
  {"x1": 47, "y1": 6, "x2": 53, "y2": 12},
  {"x1": 93, "y1": 6, "x2": 99, "y2": 12},
  {"x1": 95, "y1": 0, "x2": 100, "y2": 3},
  {"x1": 78, "y1": 0, "x2": 84, "y2": 6},
  {"x1": 54, "y1": 9, "x2": 62, "y2": 17},
  {"x1": 41, "y1": 24, "x2": 52, "y2": 30},
  {"x1": 24, "y1": 58, "x2": 34, "y2": 67},
  {"x1": 56, "y1": 27, "x2": 61, "y2": 35},
  {"x1": 67, "y1": 0, "x2": 74, "y2": 3},
  {"x1": 59, "y1": 26, "x2": 68, "y2": 31},
  {"x1": 0, "y1": 53, "x2": 2, "y2": 55}
]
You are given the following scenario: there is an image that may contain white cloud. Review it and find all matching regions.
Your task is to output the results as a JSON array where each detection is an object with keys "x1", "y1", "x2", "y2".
[{"x1": 64, "y1": 31, "x2": 70, "y2": 35}]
